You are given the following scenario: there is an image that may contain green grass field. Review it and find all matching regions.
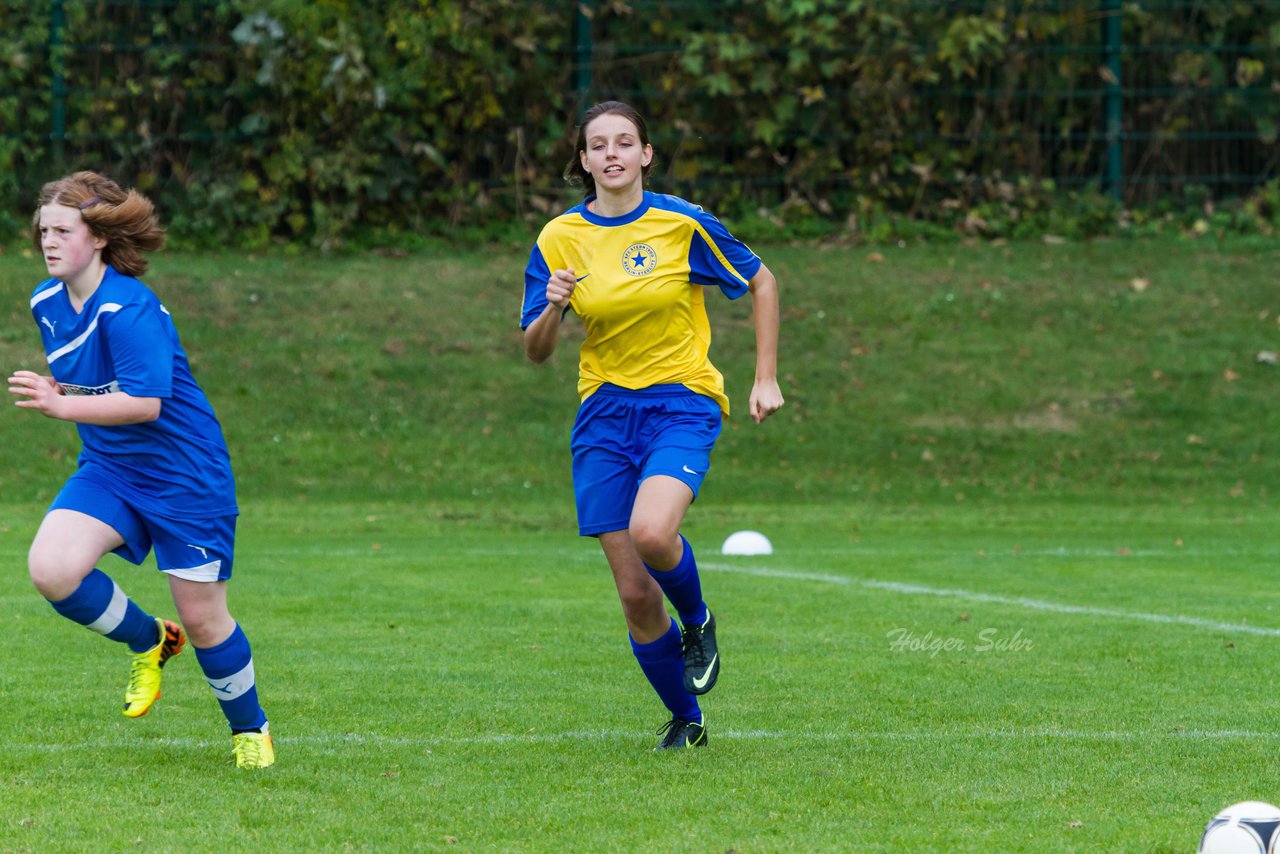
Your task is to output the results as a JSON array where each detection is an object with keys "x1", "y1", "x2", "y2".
[
  {"x1": 3, "y1": 502, "x2": 1278, "y2": 851},
  {"x1": 1, "y1": 236, "x2": 1278, "y2": 851}
]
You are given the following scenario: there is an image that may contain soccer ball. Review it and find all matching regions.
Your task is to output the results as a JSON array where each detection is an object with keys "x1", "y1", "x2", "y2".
[
  {"x1": 1199, "y1": 801, "x2": 1280, "y2": 854},
  {"x1": 721, "y1": 530, "x2": 772, "y2": 556}
]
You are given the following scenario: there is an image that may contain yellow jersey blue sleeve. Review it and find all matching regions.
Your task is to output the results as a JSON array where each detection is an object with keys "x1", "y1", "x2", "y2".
[
  {"x1": 521, "y1": 192, "x2": 761, "y2": 415},
  {"x1": 520, "y1": 242, "x2": 553, "y2": 330}
]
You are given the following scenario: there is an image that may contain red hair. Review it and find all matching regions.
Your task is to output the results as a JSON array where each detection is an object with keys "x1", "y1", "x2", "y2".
[{"x1": 33, "y1": 172, "x2": 165, "y2": 277}]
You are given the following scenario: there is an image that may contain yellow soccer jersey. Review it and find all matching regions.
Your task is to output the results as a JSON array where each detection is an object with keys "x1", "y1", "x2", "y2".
[{"x1": 522, "y1": 192, "x2": 761, "y2": 414}]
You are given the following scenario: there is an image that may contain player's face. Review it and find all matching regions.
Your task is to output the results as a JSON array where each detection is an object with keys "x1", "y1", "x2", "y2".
[
  {"x1": 39, "y1": 204, "x2": 105, "y2": 283},
  {"x1": 580, "y1": 113, "x2": 652, "y2": 195}
]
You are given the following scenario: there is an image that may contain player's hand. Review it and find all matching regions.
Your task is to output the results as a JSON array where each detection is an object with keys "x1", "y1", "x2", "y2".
[
  {"x1": 8, "y1": 371, "x2": 66, "y2": 418},
  {"x1": 749, "y1": 378, "x2": 784, "y2": 424},
  {"x1": 547, "y1": 268, "x2": 580, "y2": 310}
]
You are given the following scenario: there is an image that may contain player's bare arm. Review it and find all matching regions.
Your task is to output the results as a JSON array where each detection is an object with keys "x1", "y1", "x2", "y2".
[
  {"x1": 746, "y1": 264, "x2": 784, "y2": 424},
  {"x1": 524, "y1": 267, "x2": 578, "y2": 363},
  {"x1": 9, "y1": 370, "x2": 160, "y2": 424}
]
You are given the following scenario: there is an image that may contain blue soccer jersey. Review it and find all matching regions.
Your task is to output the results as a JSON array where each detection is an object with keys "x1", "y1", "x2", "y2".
[
  {"x1": 522, "y1": 191, "x2": 761, "y2": 415},
  {"x1": 29, "y1": 265, "x2": 237, "y2": 518}
]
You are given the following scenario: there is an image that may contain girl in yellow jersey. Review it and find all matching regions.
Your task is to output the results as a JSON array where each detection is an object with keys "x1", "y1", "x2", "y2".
[{"x1": 521, "y1": 101, "x2": 784, "y2": 749}]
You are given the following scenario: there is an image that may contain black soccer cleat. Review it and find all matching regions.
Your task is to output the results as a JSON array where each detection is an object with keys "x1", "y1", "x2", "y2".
[
  {"x1": 654, "y1": 717, "x2": 708, "y2": 750},
  {"x1": 681, "y1": 610, "x2": 719, "y2": 695}
]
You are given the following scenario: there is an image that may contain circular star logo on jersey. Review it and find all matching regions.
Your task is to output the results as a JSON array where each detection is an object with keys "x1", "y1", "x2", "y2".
[{"x1": 622, "y1": 243, "x2": 658, "y2": 277}]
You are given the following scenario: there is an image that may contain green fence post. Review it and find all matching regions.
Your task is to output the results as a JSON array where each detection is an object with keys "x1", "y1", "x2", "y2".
[
  {"x1": 1102, "y1": 0, "x2": 1123, "y2": 202},
  {"x1": 50, "y1": 0, "x2": 67, "y2": 169},
  {"x1": 573, "y1": 2, "x2": 592, "y2": 120}
]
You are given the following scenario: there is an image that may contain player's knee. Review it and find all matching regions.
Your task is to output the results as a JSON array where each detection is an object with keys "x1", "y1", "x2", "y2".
[
  {"x1": 27, "y1": 545, "x2": 87, "y2": 600},
  {"x1": 617, "y1": 580, "x2": 663, "y2": 622},
  {"x1": 628, "y1": 521, "x2": 677, "y2": 566},
  {"x1": 177, "y1": 617, "x2": 219, "y2": 649},
  {"x1": 172, "y1": 599, "x2": 233, "y2": 648},
  {"x1": 172, "y1": 610, "x2": 215, "y2": 647}
]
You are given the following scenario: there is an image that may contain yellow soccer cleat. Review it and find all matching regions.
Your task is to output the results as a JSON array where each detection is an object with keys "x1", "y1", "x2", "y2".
[
  {"x1": 123, "y1": 618, "x2": 186, "y2": 718},
  {"x1": 232, "y1": 726, "x2": 275, "y2": 769}
]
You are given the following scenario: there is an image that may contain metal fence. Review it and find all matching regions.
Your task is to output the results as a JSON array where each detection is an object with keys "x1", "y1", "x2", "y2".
[
  {"x1": 3, "y1": 0, "x2": 1278, "y2": 225},
  {"x1": 573, "y1": 1, "x2": 1279, "y2": 203},
  {"x1": 1, "y1": 0, "x2": 240, "y2": 217}
]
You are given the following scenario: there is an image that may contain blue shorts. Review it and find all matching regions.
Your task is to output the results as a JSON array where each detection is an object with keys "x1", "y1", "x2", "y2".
[
  {"x1": 50, "y1": 469, "x2": 237, "y2": 582},
  {"x1": 570, "y1": 383, "x2": 723, "y2": 537}
]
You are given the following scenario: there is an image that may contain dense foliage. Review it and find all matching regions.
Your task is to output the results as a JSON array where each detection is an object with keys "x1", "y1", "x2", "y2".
[{"x1": 1, "y1": 0, "x2": 1277, "y2": 246}]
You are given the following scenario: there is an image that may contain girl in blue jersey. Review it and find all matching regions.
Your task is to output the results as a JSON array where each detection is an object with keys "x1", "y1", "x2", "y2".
[
  {"x1": 521, "y1": 102, "x2": 784, "y2": 749},
  {"x1": 8, "y1": 172, "x2": 274, "y2": 769}
]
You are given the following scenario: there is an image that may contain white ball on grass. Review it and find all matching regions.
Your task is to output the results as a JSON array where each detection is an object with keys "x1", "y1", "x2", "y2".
[
  {"x1": 721, "y1": 530, "x2": 773, "y2": 556},
  {"x1": 1199, "y1": 801, "x2": 1280, "y2": 854}
]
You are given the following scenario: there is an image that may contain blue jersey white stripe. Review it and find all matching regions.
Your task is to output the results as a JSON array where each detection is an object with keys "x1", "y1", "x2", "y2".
[
  {"x1": 30, "y1": 266, "x2": 237, "y2": 519},
  {"x1": 30, "y1": 282, "x2": 64, "y2": 309},
  {"x1": 46, "y1": 302, "x2": 122, "y2": 363}
]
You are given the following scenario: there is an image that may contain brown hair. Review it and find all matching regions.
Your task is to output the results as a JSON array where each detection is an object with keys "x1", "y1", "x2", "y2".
[
  {"x1": 563, "y1": 101, "x2": 653, "y2": 198},
  {"x1": 32, "y1": 171, "x2": 165, "y2": 277}
]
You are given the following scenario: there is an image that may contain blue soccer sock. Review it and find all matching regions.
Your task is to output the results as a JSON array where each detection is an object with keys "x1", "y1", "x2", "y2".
[
  {"x1": 630, "y1": 619, "x2": 701, "y2": 724},
  {"x1": 644, "y1": 535, "x2": 708, "y2": 627},
  {"x1": 193, "y1": 623, "x2": 268, "y2": 732},
  {"x1": 48, "y1": 568, "x2": 160, "y2": 653}
]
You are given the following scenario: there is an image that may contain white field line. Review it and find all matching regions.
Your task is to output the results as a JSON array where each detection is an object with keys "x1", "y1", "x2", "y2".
[
  {"x1": 9, "y1": 727, "x2": 1280, "y2": 754},
  {"x1": 702, "y1": 561, "x2": 1280, "y2": 637}
]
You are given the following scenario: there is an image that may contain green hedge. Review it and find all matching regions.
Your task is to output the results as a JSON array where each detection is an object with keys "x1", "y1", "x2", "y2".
[{"x1": 2, "y1": 1, "x2": 1277, "y2": 246}]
